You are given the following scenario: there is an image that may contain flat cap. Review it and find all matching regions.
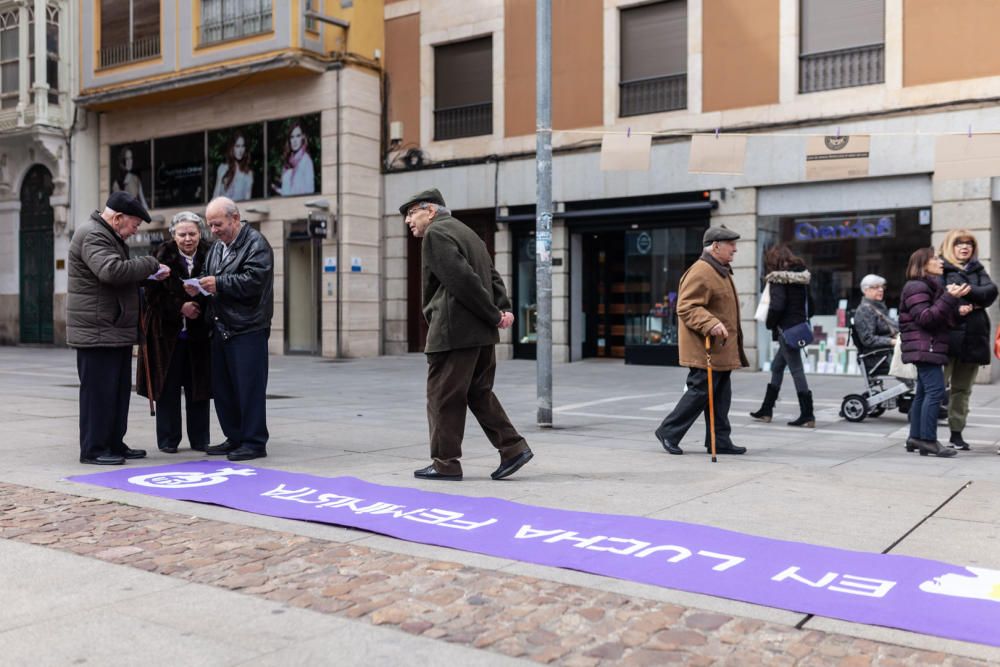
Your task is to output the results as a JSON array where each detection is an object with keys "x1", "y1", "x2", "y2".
[
  {"x1": 703, "y1": 225, "x2": 740, "y2": 246},
  {"x1": 399, "y1": 188, "x2": 446, "y2": 216},
  {"x1": 106, "y1": 191, "x2": 151, "y2": 223}
]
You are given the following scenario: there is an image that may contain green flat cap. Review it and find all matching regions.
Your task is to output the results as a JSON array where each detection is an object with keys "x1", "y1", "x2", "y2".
[
  {"x1": 399, "y1": 188, "x2": 447, "y2": 216},
  {"x1": 703, "y1": 225, "x2": 740, "y2": 246}
]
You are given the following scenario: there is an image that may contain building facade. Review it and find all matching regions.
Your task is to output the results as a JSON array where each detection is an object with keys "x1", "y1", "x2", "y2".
[
  {"x1": 74, "y1": 0, "x2": 384, "y2": 357},
  {"x1": 382, "y1": 0, "x2": 1000, "y2": 381}
]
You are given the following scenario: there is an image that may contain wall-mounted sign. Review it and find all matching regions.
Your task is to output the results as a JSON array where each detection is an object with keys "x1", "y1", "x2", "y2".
[{"x1": 793, "y1": 215, "x2": 894, "y2": 242}]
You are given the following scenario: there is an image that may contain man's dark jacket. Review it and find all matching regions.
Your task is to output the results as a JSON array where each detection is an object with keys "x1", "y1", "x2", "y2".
[
  {"x1": 67, "y1": 211, "x2": 159, "y2": 348},
  {"x1": 202, "y1": 223, "x2": 274, "y2": 340},
  {"x1": 421, "y1": 214, "x2": 511, "y2": 353}
]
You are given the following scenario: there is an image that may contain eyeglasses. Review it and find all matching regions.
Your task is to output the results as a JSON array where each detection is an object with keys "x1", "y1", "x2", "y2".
[{"x1": 954, "y1": 240, "x2": 975, "y2": 248}]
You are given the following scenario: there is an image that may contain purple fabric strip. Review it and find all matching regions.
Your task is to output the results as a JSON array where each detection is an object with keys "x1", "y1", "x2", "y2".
[{"x1": 70, "y1": 461, "x2": 1000, "y2": 647}]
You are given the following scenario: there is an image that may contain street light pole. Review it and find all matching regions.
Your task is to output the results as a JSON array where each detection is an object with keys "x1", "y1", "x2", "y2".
[{"x1": 535, "y1": 0, "x2": 553, "y2": 428}]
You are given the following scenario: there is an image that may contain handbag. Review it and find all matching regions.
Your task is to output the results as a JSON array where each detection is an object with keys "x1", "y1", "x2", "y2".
[
  {"x1": 889, "y1": 336, "x2": 917, "y2": 380},
  {"x1": 779, "y1": 288, "x2": 814, "y2": 348},
  {"x1": 754, "y1": 283, "x2": 770, "y2": 323},
  {"x1": 995, "y1": 324, "x2": 1000, "y2": 360}
]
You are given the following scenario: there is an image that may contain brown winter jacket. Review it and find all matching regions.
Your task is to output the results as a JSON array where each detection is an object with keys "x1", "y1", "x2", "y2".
[
  {"x1": 67, "y1": 211, "x2": 160, "y2": 348},
  {"x1": 676, "y1": 252, "x2": 748, "y2": 371}
]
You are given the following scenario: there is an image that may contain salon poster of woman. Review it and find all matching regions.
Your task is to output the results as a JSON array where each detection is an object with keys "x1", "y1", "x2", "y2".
[
  {"x1": 267, "y1": 114, "x2": 321, "y2": 197},
  {"x1": 208, "y1": 124, "x2": 264, "y2": 202},
  {"x1": 109, "y1": 142, "x2": 152, "y2": 210}
]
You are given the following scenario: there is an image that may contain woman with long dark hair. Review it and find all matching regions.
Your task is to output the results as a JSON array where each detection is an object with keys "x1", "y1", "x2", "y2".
[
  {"x1": 213, "y1": 130, "x2": 254, "y2": 201},
  {"x1": 898, "y1": 247, "x2": 968, "y2": 457},
  {"x1": 270, "y1": 120, "x2": 315, "y2": 196},
  {"x1": 750, "y1": 244, "x2": 815, "y2": 427}
]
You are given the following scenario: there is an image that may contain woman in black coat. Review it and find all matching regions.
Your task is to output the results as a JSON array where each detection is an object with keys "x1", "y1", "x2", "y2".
[
  {"x1": 137, "y1": 212, "x2": 213, "y2": 453},
  {"x1": 939, "y1": 229, "x2": 998, "y2": 451},
  {"x1": 898, "y1": 247, "x2": 967, "y2": 458},
  {"x1": 750, "y1": 244, "x2": 815, "y2": 427}
]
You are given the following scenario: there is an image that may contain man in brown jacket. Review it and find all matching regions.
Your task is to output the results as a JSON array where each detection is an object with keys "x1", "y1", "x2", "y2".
[
  {"x1": 402, "y1": 188, "x2": 533, "y2": 481},
  {"x1": 654, "y1": 226, "x2": 749, "y2": 456}
]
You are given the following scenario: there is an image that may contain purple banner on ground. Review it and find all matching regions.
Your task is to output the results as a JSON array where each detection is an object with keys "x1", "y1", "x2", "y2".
[{"x1": 71, "y1": 461, "x2": 1000, "y2": 647}]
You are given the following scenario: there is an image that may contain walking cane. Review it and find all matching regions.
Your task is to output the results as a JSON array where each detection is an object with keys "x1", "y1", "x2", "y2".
[
  {"x1": 139, "y1": 309, "x2": 156, "y2": 417},
  {"x1": 705, "y1": 336, "x2": 717, "y2": 463}
]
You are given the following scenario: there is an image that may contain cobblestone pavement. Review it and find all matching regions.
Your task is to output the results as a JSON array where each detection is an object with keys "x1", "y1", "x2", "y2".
[{"x1": 2, "y1": 482, "x2": 990, "y2": 667}]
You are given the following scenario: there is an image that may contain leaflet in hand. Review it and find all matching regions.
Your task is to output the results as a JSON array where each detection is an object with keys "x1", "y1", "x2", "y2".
[
  {"x1": 148, "y1": 265, "x2": 170, "y2": 280},
  {"x1": 183, "y1": 278, "x2": 210, "y2": 296}
]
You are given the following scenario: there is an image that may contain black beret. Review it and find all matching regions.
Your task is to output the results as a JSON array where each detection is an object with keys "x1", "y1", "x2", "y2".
[
  {"x1": 703, "y1": 225, "x2": 740, "y2": 246},
  {"x1": 106, "y1": 191, "x2": 151, "y2": 223},
  {"x1": 398, "y1": 188, "x2": 447, "y2": 216}
]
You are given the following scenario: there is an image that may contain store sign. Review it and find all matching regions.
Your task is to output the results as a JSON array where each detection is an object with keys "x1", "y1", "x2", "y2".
[{"x1": 793, "y1": 215, "x2": 894, "y2": 242}]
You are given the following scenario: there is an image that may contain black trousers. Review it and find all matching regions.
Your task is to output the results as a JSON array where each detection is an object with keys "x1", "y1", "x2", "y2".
[
  {"x1": 426, "y1": 345, "x2": 529, "y2": 475},
  {"x1": 211, "y1": 329, "x2": 269, "y2": 452},
  {"x1": 156, "y1": 337, "x2": 210, "y2": 450},
  {"x1": 77, "y1": 346, "x2": 133, "y2": 460},
  {"x1": 655, "y1": 368, "x2": 734, "y2": 449}
]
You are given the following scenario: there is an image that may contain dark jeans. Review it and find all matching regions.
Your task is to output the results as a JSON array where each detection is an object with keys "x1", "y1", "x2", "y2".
[
  {"x1": 656, "y1": 368, "x2": 733, "y2": 449},
  {"x1": 770, "y1": 339, "x2": 810, "y2": 393},
  {"x1": 77, "y1": 346, "x2": 132, "y2": 460},
  {"x1": 156, "y1": 337, "x2": 210, "y2": 450},
  {"x1": 910, "y1": 362, "x2": 946, "y2": 441},
  {"x1": 426, "y1": 345, "x2": 529, "y2": 475},
  {"x1": 211, "y1": 329, "x2": 269, "y2": 452}
]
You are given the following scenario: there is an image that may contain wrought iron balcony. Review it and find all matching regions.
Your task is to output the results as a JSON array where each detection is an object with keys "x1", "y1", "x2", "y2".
[
  {"x1": 434, "y1": 102, "x2": 493, "y2": 141},
  {"x1": 200, "y1": 9, "x2": 273, "y2": 45},
  {"x1": 619, "y1": 73, "x2": 687, "y2": 117},
  {"x1": 98, "y1": 35, "x2": 161, "y2": 69},
  {"x1": 799, "y1": 43, "x2": 884, "y2": 93}
]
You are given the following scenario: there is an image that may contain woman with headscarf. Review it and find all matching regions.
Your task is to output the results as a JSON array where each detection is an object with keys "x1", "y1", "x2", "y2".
[{"x1": 939, "y1": 229, "x2": 998, "y2": 451}]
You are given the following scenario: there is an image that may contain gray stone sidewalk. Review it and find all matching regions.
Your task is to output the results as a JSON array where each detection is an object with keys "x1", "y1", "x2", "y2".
[{"x1": 2, "y1": 346, "x2": 1000, "y2": 664}]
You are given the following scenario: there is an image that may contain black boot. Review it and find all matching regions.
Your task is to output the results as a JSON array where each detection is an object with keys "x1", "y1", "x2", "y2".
[
  {"x1": 749, "y1": 384, "x2": 780, "y2": 423},
  {"x1": 950, "y1": 430, "x2": 971, "y2": 451},
  {"x1": 918, "y1": 439, "x2": 957, "y2": 458},
  {"x1": 787, "y1": 391, "x2": 815, "y2": 428}
]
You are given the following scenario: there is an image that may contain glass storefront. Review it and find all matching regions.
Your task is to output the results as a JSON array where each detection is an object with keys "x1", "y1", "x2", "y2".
[
  {"x1": 513, "y1": 231, "x2": 537, "y2": 358},
  {"x1": 757, "y1": 207, "x2": 932, "y2": 374}
]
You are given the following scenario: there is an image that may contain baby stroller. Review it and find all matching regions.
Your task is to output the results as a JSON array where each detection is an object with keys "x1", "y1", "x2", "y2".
[{"x1": 840, "y1": 311, "x2": 915, "y2": 422}]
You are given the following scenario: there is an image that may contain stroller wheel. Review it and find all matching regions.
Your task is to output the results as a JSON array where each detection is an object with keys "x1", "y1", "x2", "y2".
[
  {"x1": 868, "y1": 404, "x2": 886, "y2": 418},
  {"x1": 841, "y1": 394, "x2": 868, "y2": 422}
]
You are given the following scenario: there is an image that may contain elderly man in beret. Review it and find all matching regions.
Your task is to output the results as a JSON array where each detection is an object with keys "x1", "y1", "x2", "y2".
[
  {"x1": 68, "y1": 191, "x2": 171, "y2": 464},
  {"x1": 654, "y1": 226, "x2": 749, "y2": 456},
  {"x1": 402, "y1": 188, "x2": 533, "y2": 481}
]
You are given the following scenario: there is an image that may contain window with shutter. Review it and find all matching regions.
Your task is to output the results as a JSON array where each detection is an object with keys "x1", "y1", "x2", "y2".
[
  {"x1": 98, "y1": 0, "x2": 161, "y2": 68},
  {"x1": 433, "y1": 36, "x2": 493, "y2": 140},
  {"x1": 199, "y1": 0, "x2": 273, "y2": 46},
  {"x1": 619, "y1": 0, "x2": 687, "y2": 117},
  {"x1": 799, "y1": 0, "x2": 884, "y2": 93}
]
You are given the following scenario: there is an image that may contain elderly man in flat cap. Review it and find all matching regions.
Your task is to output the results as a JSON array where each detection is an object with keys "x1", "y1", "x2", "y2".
[
  {"x1": 654, "y1": 225, "x2": 749, "y2": 456},
  {"x1": 68, "y1": 191, "x2": 171, "y2": 464},
  {"x1": 402, "y1": 188, "x2": 533, "y2": 481}
]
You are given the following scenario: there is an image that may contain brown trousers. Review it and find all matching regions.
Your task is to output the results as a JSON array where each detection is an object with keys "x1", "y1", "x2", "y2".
[{"x1": 426, "y1": 345, "x2": 529, "y2": 474}]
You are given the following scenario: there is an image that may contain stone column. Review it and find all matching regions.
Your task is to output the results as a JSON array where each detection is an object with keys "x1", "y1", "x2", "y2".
[
  {"x1": 551, "y1": 220, "x2": 569, "y2": 363},
  {"x1": 16, "y1": 0, "x2": 29, "y2": 126},
  {"x1": 383, "y1": 213, "x2": 409, "y2": 355},
  {"x1": 32, "y1": 0, "x2": 47, "y2": 121},
  {"x1": 710, "y1": 187, "x2": 759, "y2": 368}
]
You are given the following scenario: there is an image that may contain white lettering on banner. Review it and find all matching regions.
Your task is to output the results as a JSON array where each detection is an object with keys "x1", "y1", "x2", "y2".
[
  {"x1": 773, "y1": 567, "x2": 896, "y2": 598},
  {"x1": 514, "y1": 525, "x2": 745, "y2": 570},
  {"x1": 260, "y1": 485, "x2": 498, "y2": 531}
]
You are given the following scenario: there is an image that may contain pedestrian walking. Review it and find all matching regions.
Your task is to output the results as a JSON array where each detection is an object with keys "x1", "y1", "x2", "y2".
[
  {"x1": 68, "y1": 192, "x2": 170, "y2": 464},
  {"x1": 899, "y1": 247, "x2": 968, "y2": 458},
  {"x1": 401, "y1": 188, "x2": 533, "y2": 481},
  {"x1": 137, "y1": 211, "x2": 213, "y2": 453},
  {"x1": 654, "y1": 226, "x2": 749, "y2": 456},
  {"x1": 939, "y1": 229, "x2": 997, "y2": 451},
  {"x1": 749, "y1": 244, "x2": 815, "y2": 427},
  {"x1": 185, "y1": 197, "x2": 273, "y2": 462}
]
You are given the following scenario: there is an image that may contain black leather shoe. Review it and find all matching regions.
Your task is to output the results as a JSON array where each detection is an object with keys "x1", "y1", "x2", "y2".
[
  {"x1": 158, "y1": 446, "x2": 179, "y2": 454},
  {"x1": 120, "y1": 448, "x2": 146, "y2": 459},
  {"x1": 491, "y1": 449, "x2": 533, "y2": 480},
  {"x1": 226, "y1": 446, "x2": 266, "y2": 461},
  {"x1": 905, "y1": 437, "x2": 922, "y2": 453},
  {"x1": 413, "y1": 465, "x2": 462, "y2": 481},
  {"x1": 712, "y1": 444, "x2": 747, "y2": 455},
  {"x1": 654, "y1": 429, "x2": 683, "y2": 455},
  {"x1": 190, "y1": 443, "x2": 208, "y2": 452},
  {"x1": 206, "y1": 440, "x2": 238, "y2": 455},
  {"x1": 80, "y1": 455, "x2": 125, "y2": 465}
]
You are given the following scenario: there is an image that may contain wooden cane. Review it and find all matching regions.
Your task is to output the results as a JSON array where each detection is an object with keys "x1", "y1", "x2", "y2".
[
  {"x1": 705, "y1": 336, "x2": 717, "y2": 463},
  {"x1": 139, "y1": 309, "x2": 156, "y2": 417}
]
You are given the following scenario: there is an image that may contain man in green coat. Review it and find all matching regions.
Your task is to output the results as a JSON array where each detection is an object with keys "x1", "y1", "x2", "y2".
[{"x1": 401, "y1": 188, "x2": 533, "y2": 481}]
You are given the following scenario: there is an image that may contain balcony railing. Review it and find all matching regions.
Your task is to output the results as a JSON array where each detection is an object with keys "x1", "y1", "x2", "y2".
[
  {"x1": 800, "y1": 43, "x2": 884, "y2": 93},
  {"x1": 619, "y1": 74, "x2": 687, "y2": 117},
  {"x1": 200, "y1": 10, "x2": 273, "y2": 45},
  {"x1": 98, "y1": 35, "x2": 161, "y2": 69},
  {"x1": 434, "y1": 102, "x2": 492, "y2": 141}
]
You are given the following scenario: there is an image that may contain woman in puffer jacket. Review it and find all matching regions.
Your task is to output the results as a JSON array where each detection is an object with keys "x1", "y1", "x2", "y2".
[
  {"x1": 938, "y1": 229, "x2": 998, "y2": 451},
  {"x1": 898, "y1": 247, "x2": 968, "y2": 458},
  {"x1": 750, "y1": 244, "x2": 814, "y2": 427}
]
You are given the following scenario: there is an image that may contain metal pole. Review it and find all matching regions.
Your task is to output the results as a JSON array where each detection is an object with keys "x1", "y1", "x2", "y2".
[{"x1": 535, "y1": 0, "x2": 553, "y2": 427}]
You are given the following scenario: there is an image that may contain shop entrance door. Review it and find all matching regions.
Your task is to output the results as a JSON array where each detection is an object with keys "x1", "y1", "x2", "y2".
[
  {"x1": 284, "y1": 221, "x2": 320, "y2": 354},
  {"x1": 581, "y1": 232, "x2": 625, "y2": 359},
  {"x1": 19, "y1": 165, "x2": 54, "y2": 344}
]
